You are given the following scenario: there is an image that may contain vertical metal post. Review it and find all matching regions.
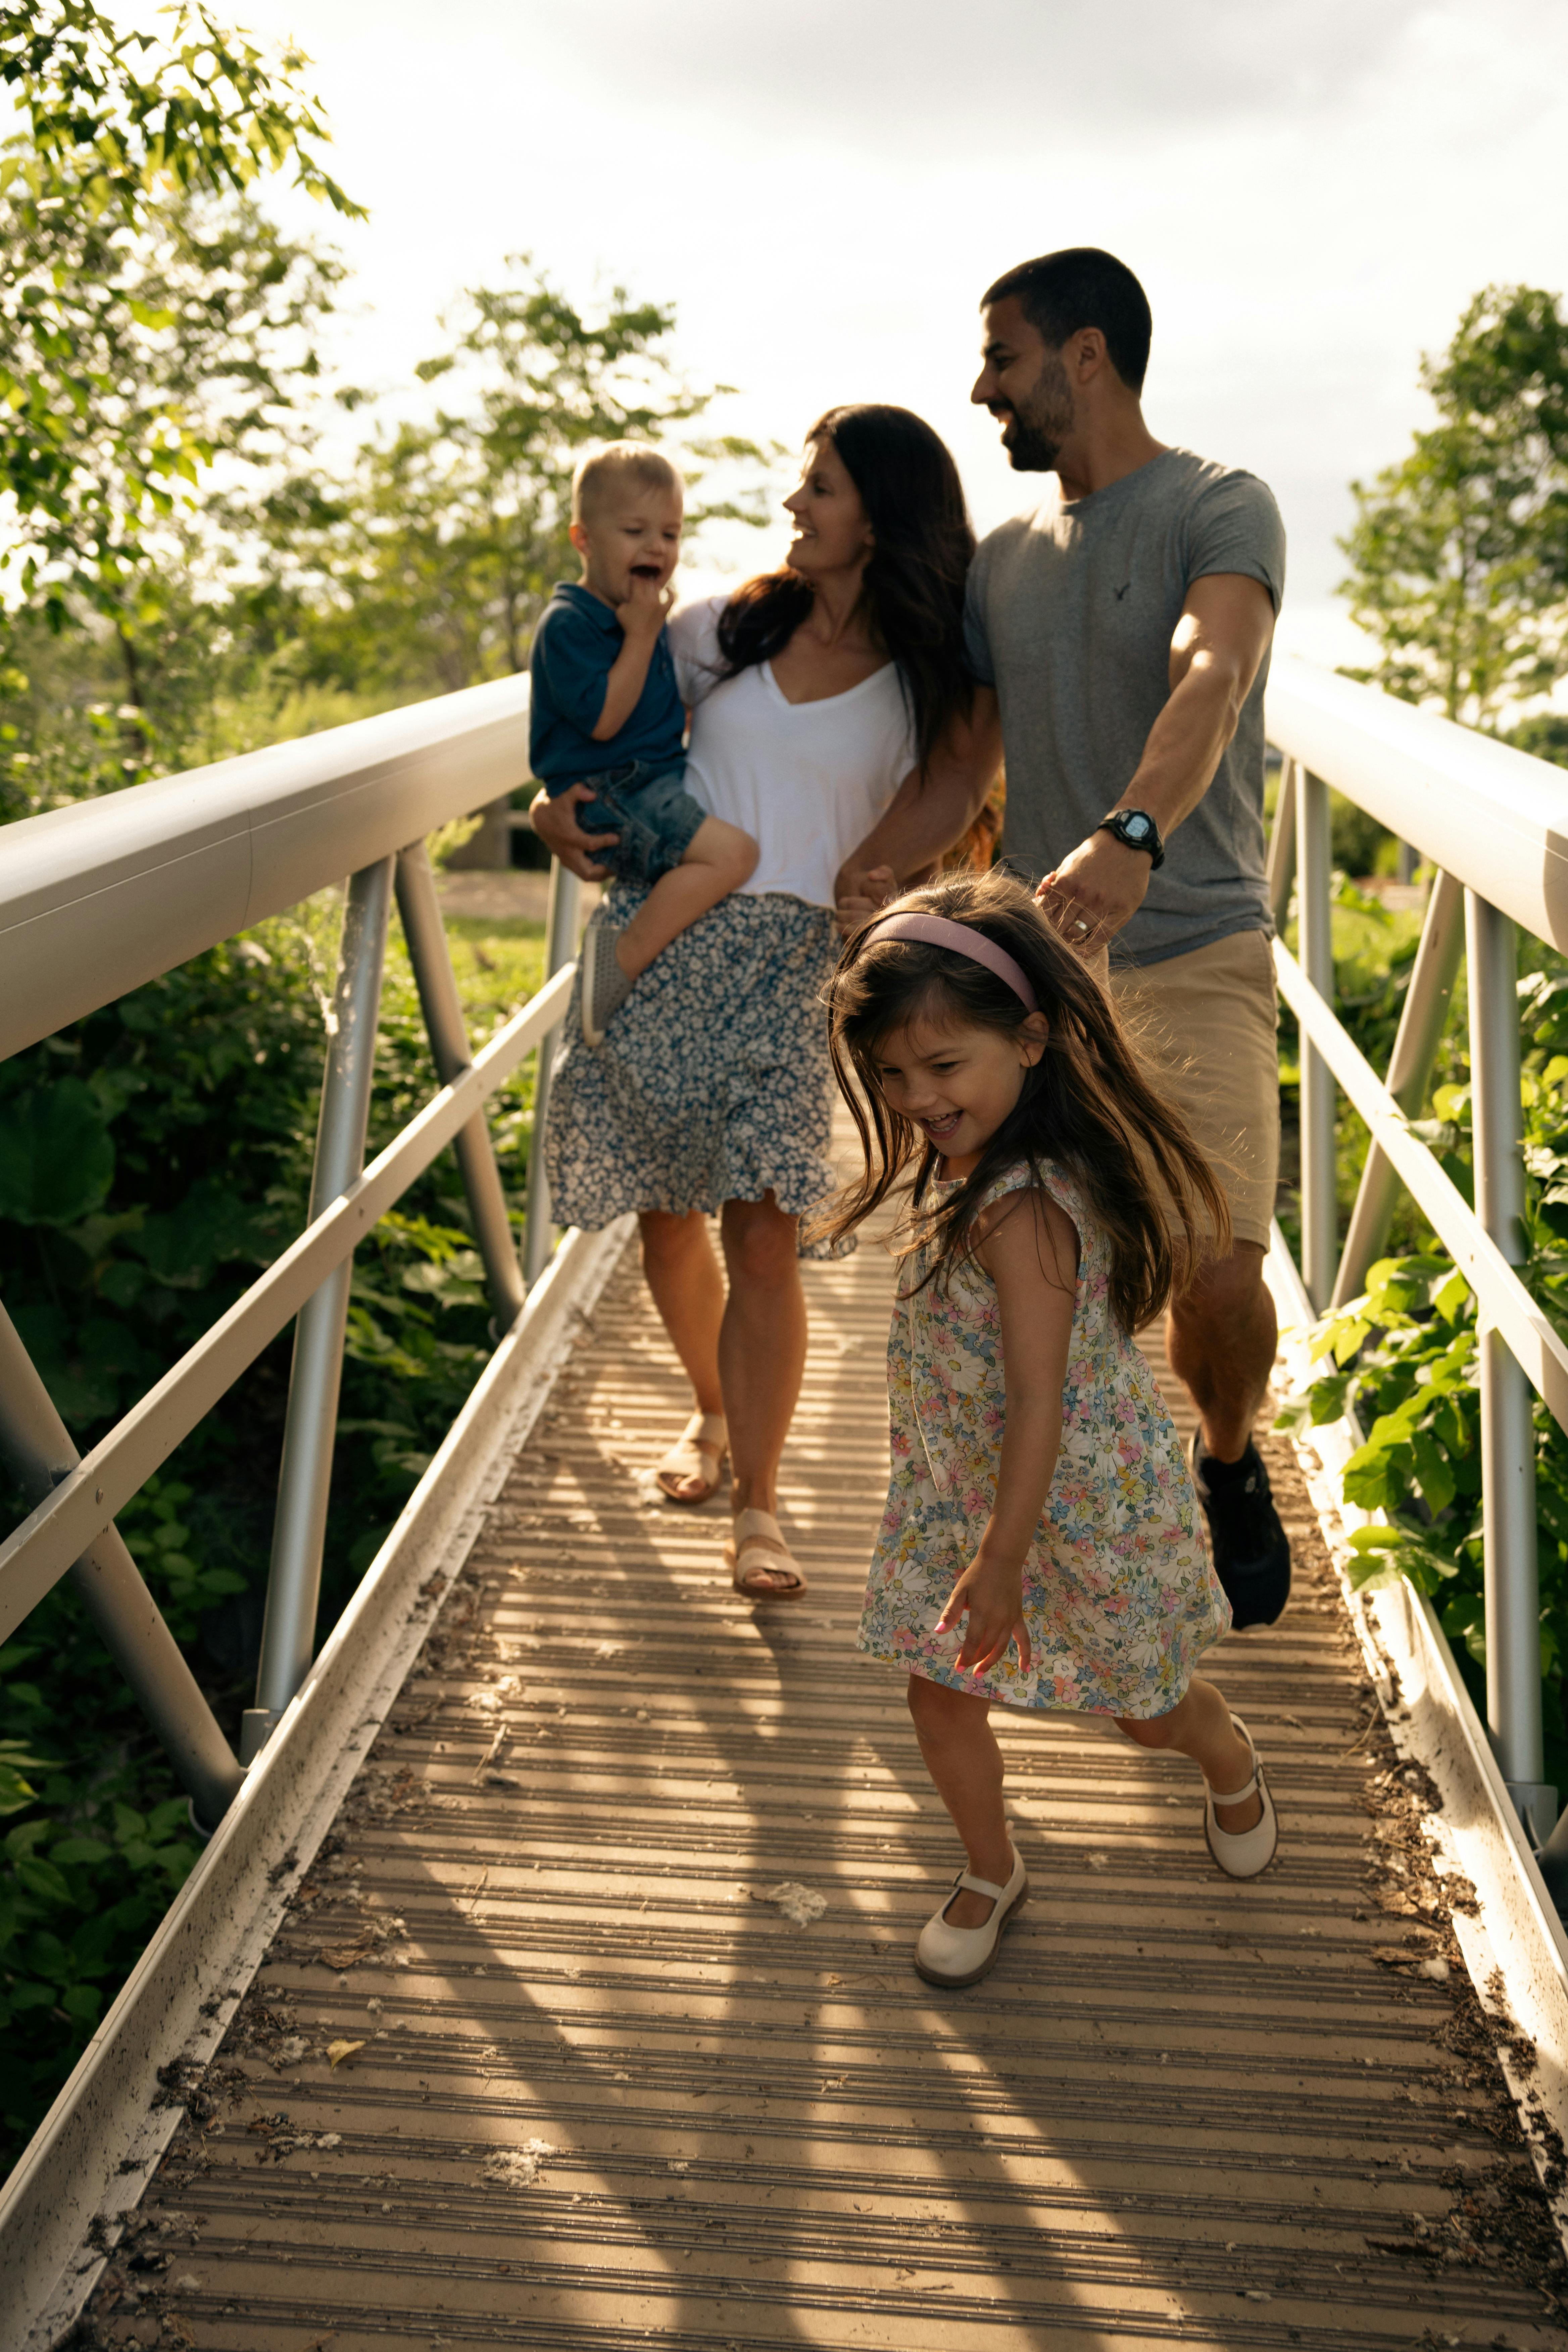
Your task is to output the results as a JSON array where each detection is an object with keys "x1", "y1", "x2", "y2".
[
  {"x1": 1466, "y1": 887, "x2": 1552, "y2": 1834},
  {"x1": 1296, "y1": 767, "x2": 1337, "y2": 1309},
  {"x1": 524, "y1": 859, "x2": 583, "y2": 1287},
  {"x1": 1331, "y1": 868, "x2": 1465, "y2": 1306},
  {"x1": 393, "y1": 842, "x2": 526, "y2": 1326},
  {"x1": 1266, "y1": 754, "x2": 1298, "y2": 930},
  {"x1": 0, "y1": 1305, "x2": 244, "y2": 1830},
  {"x1": 243, "y1": 858, "x2": 394, "y2": 1762}
]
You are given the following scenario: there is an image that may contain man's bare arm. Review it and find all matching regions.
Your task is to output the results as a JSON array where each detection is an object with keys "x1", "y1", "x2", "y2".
[
  {"x1": 833, "y1": 686, "x2": 1002, "y2": 921},
  {"x1": 1038, "y1": 573, "x2": 1276, "y2": 945}
]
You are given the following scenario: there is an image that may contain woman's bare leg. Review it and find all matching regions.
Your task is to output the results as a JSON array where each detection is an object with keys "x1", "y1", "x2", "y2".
[
  {"x1": 1115, "y1": 1675, "x2": 1263, "y2": 1831},
  {"x1": 718, "y1": 1192, "x2": 807, "y2": 1517},
  {"x1": 638, "y1": 1211, "x2": 725, "y2": 1498},
  {"x1": 906, "y1": 1676, "x2": 1014, "y2": 1927}
]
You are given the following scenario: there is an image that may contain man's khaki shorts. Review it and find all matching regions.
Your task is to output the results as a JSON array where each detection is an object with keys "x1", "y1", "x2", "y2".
[{"x1": 1110, "y1": 927, "x2": 1280, "y2": 1253}]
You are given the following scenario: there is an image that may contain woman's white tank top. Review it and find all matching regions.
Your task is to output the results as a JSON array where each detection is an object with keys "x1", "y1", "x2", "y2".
[{"x1": 667, "y1": 594, "x2": 917, "y2": 909}]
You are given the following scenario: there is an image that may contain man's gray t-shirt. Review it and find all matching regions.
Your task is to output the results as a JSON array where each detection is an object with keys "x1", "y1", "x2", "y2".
[{"x1": 963, "y1": 447, "x2": 1286, "y2": 967}]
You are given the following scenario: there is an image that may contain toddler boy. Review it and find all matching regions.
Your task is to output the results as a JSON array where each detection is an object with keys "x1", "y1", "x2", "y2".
[{"x1": 529, "y1": 444, "x2": 756, "y2": 1044}]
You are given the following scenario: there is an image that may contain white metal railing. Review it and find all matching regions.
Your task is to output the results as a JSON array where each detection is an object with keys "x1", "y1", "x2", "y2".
[
  {"x1": 1264, "y1": 653, "x2": 1568, "y2": 1843},
  {"x1": 0, "y1": 676, "x2": 583, "y2": 1825}
]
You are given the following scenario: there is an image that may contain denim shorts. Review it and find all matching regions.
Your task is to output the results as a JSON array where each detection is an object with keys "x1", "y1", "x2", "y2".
[{"x1": 559, "y1": 757, "x2": 708, "y2": 887}]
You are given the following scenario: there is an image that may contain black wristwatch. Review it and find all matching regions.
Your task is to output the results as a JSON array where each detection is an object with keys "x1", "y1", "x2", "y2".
[{"x1": 1098, "y1": 809, "x2": 1166, "y2": 869}]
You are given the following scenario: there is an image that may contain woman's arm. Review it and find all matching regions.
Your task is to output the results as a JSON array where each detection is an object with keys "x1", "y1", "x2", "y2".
[
  {"x1": 936, "y1": 1187, "x2": 1080, "y2": 1675},
  {"x1": 833, "y1": 687, "x2": 1002, "y2": 927}
]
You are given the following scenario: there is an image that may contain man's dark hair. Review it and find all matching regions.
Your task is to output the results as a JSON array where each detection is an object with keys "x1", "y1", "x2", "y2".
[{"x1": 982, "y1": 247, "x2": 1152, "y2": 395}]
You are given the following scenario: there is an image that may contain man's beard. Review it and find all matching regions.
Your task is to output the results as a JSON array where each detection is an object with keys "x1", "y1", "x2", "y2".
[{"x1": 999, "y1": 352, "x2": 1074, "y2": 472}]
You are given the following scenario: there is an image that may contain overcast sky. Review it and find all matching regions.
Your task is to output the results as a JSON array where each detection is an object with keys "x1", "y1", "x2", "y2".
[{"x1": 212, "y1": 0, "x2": 1568, "y2": 666}]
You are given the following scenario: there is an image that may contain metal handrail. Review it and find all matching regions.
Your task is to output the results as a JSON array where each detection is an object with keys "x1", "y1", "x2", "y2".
[
  {"x1": 1264, "y1": 657, "x2": 1568, "y2": 1842},
  {"x1": 1265, "y1": 655, "x2": 1568, "y2": 948},
  {"x1": 0, "y1": 675, "x2": 531, "y2": 1062},
  {"x1": 0, "y1": 679, "x2": 587, "y2": 1828}
]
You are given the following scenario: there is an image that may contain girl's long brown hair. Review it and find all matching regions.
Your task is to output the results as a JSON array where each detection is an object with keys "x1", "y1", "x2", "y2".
[
  {"x1": 819, "y1": 870, "x2": 1230, "y2": 1332},
  {"x1": 716, "y1": 403, "x2": 975, "y2": 774}
]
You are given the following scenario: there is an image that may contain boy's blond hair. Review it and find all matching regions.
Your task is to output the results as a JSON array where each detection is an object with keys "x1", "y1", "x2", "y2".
[{"x1": 571, "y1": 443, "x2": 683, "y2": 526}]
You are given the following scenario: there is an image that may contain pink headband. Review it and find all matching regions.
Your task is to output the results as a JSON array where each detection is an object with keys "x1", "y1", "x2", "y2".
[{"x1": 862, "y1": 911, "x2": 1039, "y2": 1013}]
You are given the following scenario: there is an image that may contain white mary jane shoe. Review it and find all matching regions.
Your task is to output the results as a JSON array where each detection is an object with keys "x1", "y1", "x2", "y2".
[
  {"x1": 1204, "y1": 1713, "x2": 1279, "y2": 1879},
  {"x1": 914, "y1": 1843, "x2": 1028, "y2": 1988}
]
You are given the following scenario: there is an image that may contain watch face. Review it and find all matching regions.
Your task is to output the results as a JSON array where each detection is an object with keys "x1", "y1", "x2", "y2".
[{"x1": 1123, "y1": 814, "x2": 1150, "y2": 841}]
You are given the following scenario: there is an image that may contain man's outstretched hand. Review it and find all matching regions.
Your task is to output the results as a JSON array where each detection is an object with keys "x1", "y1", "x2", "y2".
[
  {"x1": 833, "y1": 861, "x2": 898, "y2": 937},
  {"x1": 529, "y1": 783, "x2": 619, "y2": 882}
]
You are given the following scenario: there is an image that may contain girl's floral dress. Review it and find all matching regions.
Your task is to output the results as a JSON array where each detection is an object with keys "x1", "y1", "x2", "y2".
[{"x1": 857, "y1": 1159, "x2": 1231, "y2": 1718}]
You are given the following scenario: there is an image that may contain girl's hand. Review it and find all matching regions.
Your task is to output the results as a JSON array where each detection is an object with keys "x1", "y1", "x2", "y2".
[{"x1": 936, "y1": 1552, "x2": 1032, "y2": 1677}]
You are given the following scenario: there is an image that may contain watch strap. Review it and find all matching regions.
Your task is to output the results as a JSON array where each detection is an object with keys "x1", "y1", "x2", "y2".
[{"x1": 1098, "y1": 810, "x2": 1166, "y2": 870}]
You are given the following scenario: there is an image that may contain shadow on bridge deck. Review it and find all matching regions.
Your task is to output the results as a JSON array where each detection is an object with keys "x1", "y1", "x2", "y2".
[{"x1": 85, "y1": 1231, "x2": 1568, "y2": 2350}]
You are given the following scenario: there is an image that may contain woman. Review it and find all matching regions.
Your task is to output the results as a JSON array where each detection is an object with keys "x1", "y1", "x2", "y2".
[{"x1": 530, "y1": 405, "x2": 999, "y2": 1600}]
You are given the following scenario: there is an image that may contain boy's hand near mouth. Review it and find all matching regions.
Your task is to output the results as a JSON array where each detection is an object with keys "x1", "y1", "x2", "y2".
[{"x1": 593, "y1": 565, "x2": 677, "y2": 741}]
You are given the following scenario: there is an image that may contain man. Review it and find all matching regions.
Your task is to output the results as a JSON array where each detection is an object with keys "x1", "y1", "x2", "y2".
[{"x1": 837, "y1": 246, "x2": 1290, "y2": 1628}]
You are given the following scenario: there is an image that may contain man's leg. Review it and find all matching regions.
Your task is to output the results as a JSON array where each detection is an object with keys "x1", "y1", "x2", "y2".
[
  {"x1": 1112, "y1": 930, "x2": 1291, "y2": 1627},
  {"x1": 1171, "y1": 1237, "x2": 1291, "y2": 1628},
  {"x1": 1167, "y1": 1238, "x2": 1277, "y2": 1464}
]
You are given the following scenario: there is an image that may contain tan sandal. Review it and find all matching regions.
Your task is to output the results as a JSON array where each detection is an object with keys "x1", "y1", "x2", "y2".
[
  {"x1": 653, "y1": 1411, "x2": 728, "y2": 1506},
  {"x1": 724, "y1": 1508, "x2": 808, "y2": 1603}
]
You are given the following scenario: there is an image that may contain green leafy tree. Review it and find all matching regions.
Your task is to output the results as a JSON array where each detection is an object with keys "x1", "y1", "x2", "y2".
[
  {"x1": 0, "y1": 2, "x2": 359, "y2": 634},
  {"x1": 0, "y1": 187, "x2": 345, "y2": 808},
  {"x1": 1339, "y1": 285, "x2": 1568, "y2": 725},
  {"x1": 277, "y1": 257, "x2": 777, "y2": 699}
]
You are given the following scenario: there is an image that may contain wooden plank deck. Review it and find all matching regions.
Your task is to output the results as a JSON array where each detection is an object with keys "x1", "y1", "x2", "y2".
[{"x1": 86, "y1": 1228, "x2": 1568, "y2": 2350}]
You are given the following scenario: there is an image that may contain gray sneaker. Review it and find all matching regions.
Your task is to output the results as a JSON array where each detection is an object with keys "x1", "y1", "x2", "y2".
[{"x1": 581, "y1": 924, "x2": 634, "y2": 1047}]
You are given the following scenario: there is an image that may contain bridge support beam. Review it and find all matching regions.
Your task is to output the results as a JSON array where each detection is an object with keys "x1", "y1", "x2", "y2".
[
  {"x1": 524, "y1": 860, "x2": 582, "y2": 1287},
  {"x1": 0, "y1": 1305, "x2": 244, "y2": 1831},
  {"x1": 244, "y1": 857, "x2": 394, "y2": 1763},
  {"x1": 394, "y1": 841, "x2": 526, "y2": 1327},
  {"x1": 1296, "y1": 767, "x2": 1338, "y2": 1310},
  {"x1": 1467, "y1": 887, "x2": 1553, "y2": 1839},
  {"x1": 1331, "y1": 866, "x2": 1465, "y2": 1309}
]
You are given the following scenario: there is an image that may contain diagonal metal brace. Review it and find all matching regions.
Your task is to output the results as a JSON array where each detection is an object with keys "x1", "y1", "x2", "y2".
[
  {"x1": 394, "y1": 841, "x2": 525, "y2": 1325},
  {"x1": 0, "y1": 1304, "x2": 244, "y2": 1832}
]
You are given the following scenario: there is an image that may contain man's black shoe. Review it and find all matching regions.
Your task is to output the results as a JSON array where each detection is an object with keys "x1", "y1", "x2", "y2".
[{"x1": 1189, "y1": 1432, "x2": 1292, "y2": 1630}]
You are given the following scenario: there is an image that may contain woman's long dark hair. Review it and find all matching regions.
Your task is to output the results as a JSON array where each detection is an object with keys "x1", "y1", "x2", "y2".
[
  {"x1": 716, "y1": 403, "x2": 975, "y2": 773},
  {"x1": 817, "y1": 870, "x2": 1231, "y2": 1333}
]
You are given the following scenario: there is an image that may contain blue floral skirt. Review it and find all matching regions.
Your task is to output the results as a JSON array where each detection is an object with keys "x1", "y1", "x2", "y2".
[{"x1": 543, "y1": 886, "x2": 850, "y2": 1255}]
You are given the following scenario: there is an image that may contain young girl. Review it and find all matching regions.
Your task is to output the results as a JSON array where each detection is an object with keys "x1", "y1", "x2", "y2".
[{"x1": 823, "y1": 870, "x2": 1279, "y2": 1988}]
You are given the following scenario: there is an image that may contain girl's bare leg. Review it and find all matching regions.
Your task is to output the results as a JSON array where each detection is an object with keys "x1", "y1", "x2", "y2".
[
  {"x1": 1115, "y1": 1675, "x2": 1263, "y2": 1832},
  {"x1": 718, "y1": 1192, "x2": 807, "y2": 1517},
  {"x1": 638, "y1": 1211, "x2": 725, "y2": 1497},
  {"x1": 906, "y1": 1676, "x2": 1014, "y2": 1927}
]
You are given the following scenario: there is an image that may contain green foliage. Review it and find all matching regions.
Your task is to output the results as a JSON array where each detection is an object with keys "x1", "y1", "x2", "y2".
[
  {"x1": 0, "y1": 186, "x2": 346, "y2": 817},
  {"x1": 0, "y1": 1078, "x2": 116, "y2": 1225},
  {"x1": 0, "y1": 4, "x2": 358, "y2": 638},
  {"x1": 1338, "y1": 284, "x2": 1568, "y2": 726},
  {"x1": 1510, "y1": 712, "x2": 1568, "y2": 769}
]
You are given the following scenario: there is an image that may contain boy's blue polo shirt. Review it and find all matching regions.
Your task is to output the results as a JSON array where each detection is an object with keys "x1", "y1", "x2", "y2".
[{"x1": 528, "y1": 581, "x2": 685, "y2": 787}]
